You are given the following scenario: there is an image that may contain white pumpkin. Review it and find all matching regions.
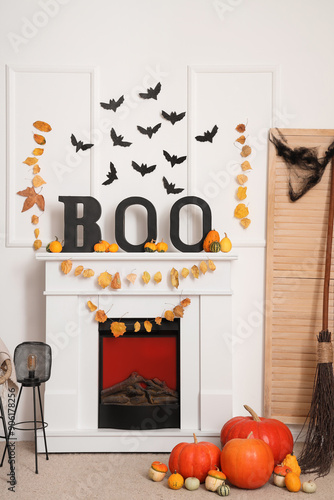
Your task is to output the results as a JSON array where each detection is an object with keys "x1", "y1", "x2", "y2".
[{"x1": 302, "y1": 480, "x2": 317, "y2": 493}]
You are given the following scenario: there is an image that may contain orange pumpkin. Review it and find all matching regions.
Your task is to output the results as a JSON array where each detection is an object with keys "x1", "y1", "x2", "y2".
[
  {"x1": 94, "y1": 241, "x2": 106, "y2": 252},
  {"x1": 144, "y1": 240, "x2": 157, "y2": 252},
  {"x1": 47, "y1": 237, "x2": 62, "y2": 253},
  {"x1": 108, "y1": 243, "x2": 119, "y2": 253},
  {"x1": 203, "y1": 230, "x2": 220, "y2": 252},
  {"x1": 168, "y1": 471, "x2": 184, "y2": 490},
  {"x1": 285, "y1": 472, "x2": 301, "y2": 492},
  {"x1": 156, "y1": 239, "x2": 168, "y2": 252}
]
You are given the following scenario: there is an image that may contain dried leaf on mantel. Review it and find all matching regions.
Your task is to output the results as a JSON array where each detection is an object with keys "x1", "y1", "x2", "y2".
[
  {"x1": 170, "y1": 268, "x2": 179, "y2": 288},
  {"x1": 180, "y1": 298, "x2": 191, "y2": 307},
  {"x1": 173, "y1": 305, "x2": 184, "y2": 318},
  {"x1": 126, "y1": 273, "x2": 137, "y2": 284},
  {"x1": 61, "y1": 260, "x2": 72, "y2": 274},
  {"x1": 110, "y1": 272, "x2": 121, "y2": 289},
  {"x1": 199, "y1": 261, "x2": 208, "y2": 274},
  {"x1": 83, "y1": 268, "x2": 95, "y2": 278},
  {"x1": 191, "y1": 265, "x2": 199, "y2": 279},
  {"x1": 155, "y1": 316, "x2": 162, "y2": 325},
  {"x1": 181, "y1": 267, "x2": 189, "y2": 278},
  {"x1": 134, "y1": 321, "x2": 141, "y2": 332},
  {"x1": 144, "y1": 320, "x2": 152, "y2": 333},
  {"x1": 165, "y1": 310, "x2": 175, "y2": 322},
  {"x1": 95, "y1": 309, "x2": 107, "y2": 323},
  {"x1": 74, "y1": 265, "x2": 84, "y2": 276},
  {"x1": 142, "y1": 271, "x2": 150, "y2": 284},
  {"x1": 154, "y1": 271, "x2": 162, "y2": 283},
  {"x1": 208, "y1": 260, "x2": 216, "y2": 271},
  {"x1": 87, "y1": 300, "x2": 97, "y2": 312},
  {"x1": 98, "y1": 271, "x2": 112, "y2": 288},
  {"x1": 111, "y1": 321, "x2": 126, "y2": 338}
]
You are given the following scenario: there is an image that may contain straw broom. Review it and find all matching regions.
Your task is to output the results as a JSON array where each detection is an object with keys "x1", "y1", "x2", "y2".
[{"x1": 297, "y1": 158, "x2": 334, "y2": 477}]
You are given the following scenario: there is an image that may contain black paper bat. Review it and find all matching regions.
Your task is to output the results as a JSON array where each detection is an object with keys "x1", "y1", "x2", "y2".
[
  {"x1": 102, "y1": 162, "x2": 118, "y2": 185},
  {"x1": 100, "y1": 95, "x2": 124, "y2": 112},
  {"x1": 110, "y1": 128, "x2": 132, "y2": 147},
  {"x1": 195, "y1": 125, "x2": 218, "y2": 143},
  {"x1": 162, "y1": 176, "x2": 184, "y2": 195},
  {"x1": 132, "y1": 161, "x2": 156, "y2": 177},
  {"x1": 161, "y1": 110, "x2": 186, "y2": 125},
  {"x1": 70, "y1": 134, "x2": 94, "y2": 152},
  {"x1": 163, "y1": 150, "x2": 187, "y2": 168},
  {"x1": 139, "y1": 82, "x2": 161, "y2": 100},
  {"x1": 137, "y1": 123, "x2": 161, "y2": 139}
]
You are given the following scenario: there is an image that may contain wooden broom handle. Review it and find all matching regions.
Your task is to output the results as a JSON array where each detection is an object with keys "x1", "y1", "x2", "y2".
[{"x1": 323, "y1": 157, "x2": 334, "y2": 330}]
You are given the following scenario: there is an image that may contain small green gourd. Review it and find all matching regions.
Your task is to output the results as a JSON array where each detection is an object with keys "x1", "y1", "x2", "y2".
[
  {"x1": 210, "y1": 240, "x2": 221, "y2": 252},
  {"x1": 217, "y1": 484, "x2": 230, "y2": 496}
]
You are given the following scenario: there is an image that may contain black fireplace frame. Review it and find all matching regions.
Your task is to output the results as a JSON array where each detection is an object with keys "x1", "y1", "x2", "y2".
[{"x1": 98, "y1": 318, "x2": 181, "y2": 430}]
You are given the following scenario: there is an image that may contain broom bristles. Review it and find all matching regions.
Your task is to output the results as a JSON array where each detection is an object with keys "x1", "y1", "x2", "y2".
[{"x1": 297, "y1": 330, "x2": 334, "y2": 477}]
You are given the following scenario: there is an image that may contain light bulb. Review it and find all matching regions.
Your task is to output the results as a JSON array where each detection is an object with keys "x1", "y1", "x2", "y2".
[{"x1": 27, "y1": 354, "x2": 37, "y2": 377}]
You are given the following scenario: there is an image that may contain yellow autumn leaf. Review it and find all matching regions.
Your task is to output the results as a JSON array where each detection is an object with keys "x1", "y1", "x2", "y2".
[
  {"x1": 126, "y1": 273, "x2": 137, "y2": 284},
  {"x1": 32, "y1": 175, "x2": 46, "y2": 188},
  {"x1": 111, "y1": 321, "x2": 126, "y2": 338},
  {"x1": 241, "y1": 161, "x2": 252, "y2": 171},
  {"x1": 241, "y1": 145, "x2": 252, "y2": 158},
  {"x1": 95, "y1": 310, "x2": 107, "y2": 323},
  {"x1": 235, "y1": 123, "x2": 246, "y2": 133},
  {"x1": 75, "y1": 265, "x2": 84, "y2": 276},
  {"x1": 236, "y1": 135, "x2": 246, "y2": 144},
  {"x1": 110, "y1": 272, "x2": 121, "y2": 289},
  {"x1": 154, "y1": 271, "x2": 162, "y2": 283},
  {"x1": 180, "y1": 298, "x2": 191, "y2": 307},
  {"x1": 31, "y1": 215, "x2": 39, "y2": 225},
  {"x1": 33, "y1": 120, "x2": 52, "y2": 132},
  {"x1": 34, "y1": 228, "x2": 39, "y2": 238},
  {"x1": 83, "y1": 268, "x2": 95, "y2": 278},
  {"x1": 23, "y1": 157, "x2": 38, "y2": 166},
  {"x1": 87, "y1": 300, "x2": 97, "y2": 312},
  {"x1": 142, "y1": 271, "x2": 150, "y2": 284},
  {"x1": 241, "y1": 218, "x2": 251, "y2": 228},
  {"x1": 199, "y1": 261, "x2": 208, "y2": 274},
  {"x1": 155, "y1": 316, "x2": 162, "y2": 325},
  {"x1": 33, "y1": 148, "x2": 44, "y2": 156},
  {"x1": 208, "y1": 260, "x2": 216, "y2": 271},
  {"x1": 237, "y1": 174, "x2": 248, "y2": 185},
  {"x1": 33, "y1": 165, "x2": 40, "y2": 174},
  {"x1": 144, "y1": 320, "x2": 152, "y2": 332},
  {"x1": 134, "y1": 321, "x2": 141, "y2": 332},
  {"x1": 237, "y1": 186, "x2": 247, "y2": 200},
  {"x1": 234, "y1": 203, "x2": 249, "y2": 219},
  {"x1": 173, "y1": 305, "x2": 184, "y2": 318},
  {"x1": 98, "y1": 271, "x2": 112, "y2": 288},
  {"x1": 33, "y1": 239, "x2": 42, "y2": 250},
  {"x1": 33, "y1": 133, "x2": 46, "y2": 145},
  {"x1": 61, "y1": 260, "x2": 72, "y2": 274},
  {"x1": 165, "y1": 310, "x2": 175, "y2": 322},
  {"x1": 191, "y1": 265, "x2": 199, "y2": 279},
  {"x1": 181, "y1": 267, "x2": 189, "y2": 278},
  {"x1": 170, "y1": 268, "x2": 179, "y2": 288}
]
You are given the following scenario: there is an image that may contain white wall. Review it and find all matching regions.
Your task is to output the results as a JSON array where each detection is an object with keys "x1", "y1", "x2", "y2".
[{"x1": 1, "y1": 0, "x2": 334, "y2": 429}]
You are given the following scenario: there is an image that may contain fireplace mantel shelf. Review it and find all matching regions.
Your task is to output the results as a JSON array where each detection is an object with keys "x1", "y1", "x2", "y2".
[{"x1": 36, "y1": 252, "x2": 237, "y2": 261}]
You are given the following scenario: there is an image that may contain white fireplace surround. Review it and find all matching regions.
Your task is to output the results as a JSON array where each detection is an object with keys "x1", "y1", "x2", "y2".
[{"x1": 36, "y1": 252, "x2": 236, "y2": 452}]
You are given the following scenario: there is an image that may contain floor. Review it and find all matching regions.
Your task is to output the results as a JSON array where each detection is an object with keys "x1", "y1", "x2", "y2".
[{"x1": 0, "y1": 442, "x2": 332, "y2": 499}]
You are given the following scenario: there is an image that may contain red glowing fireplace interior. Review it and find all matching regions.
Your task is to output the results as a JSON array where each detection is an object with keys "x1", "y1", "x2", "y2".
[{"x1": 98, "y1": 318, "x2": 180, "y2": 430}]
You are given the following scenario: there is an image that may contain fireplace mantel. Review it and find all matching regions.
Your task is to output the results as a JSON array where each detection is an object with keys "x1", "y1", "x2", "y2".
[{"x1": 36, "y1": 252, "x2": 237, "y2": 452}]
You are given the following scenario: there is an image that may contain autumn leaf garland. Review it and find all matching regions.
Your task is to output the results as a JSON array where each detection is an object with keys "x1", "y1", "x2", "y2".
[{"x1": 234, "y1": 122, "x2": 251, "y2": 229}]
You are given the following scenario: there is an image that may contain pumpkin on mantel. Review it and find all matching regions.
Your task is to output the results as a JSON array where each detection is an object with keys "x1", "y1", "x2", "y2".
[
  {"x1": 169, "y1": 433, "x2": 221, "y2": 483},
  {"x1": 220, "y1": 405, "x2": 293, "y2": 465}
]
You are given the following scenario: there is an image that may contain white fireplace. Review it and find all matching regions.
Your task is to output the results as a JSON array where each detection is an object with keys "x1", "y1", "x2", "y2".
[{"x1": 36, "y1": 252, "x2": 236, "y2": 452}]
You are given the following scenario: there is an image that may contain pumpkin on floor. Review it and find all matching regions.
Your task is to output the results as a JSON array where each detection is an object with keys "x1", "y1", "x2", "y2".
[
  {"x1": 217, "y1": 484, "x2": 230, "y2": 496},
  {"x1": 168, "y1": 471, "x2": 184, "y2": 490},
  {"x1": 148, "y1": 461, "x2": 168, "y2": 482},
  {"x1": 168, "y1": 433, "x2": 221, "y2": 483},
  {"x1": 220, "y1": 432, "x2": 274, "y2": 489},
  {"x1": 184, "y1": 477, "x2": 200, "y2": 490},
  {"x1": 220, "y1": 404, "x2": 293, "y2": 465},
  {"x1": 282, "y1": 453, "x2": 301, "y2": 477},
  {"x1": 285, "y1": 471, "x2": 301, "y2": 492},
  {"x1": 203, "y1": 229, "x2": 220, "y2": 252},
  {"x1": 273, "y1": 464, "x2": 292, "y2": 487},
  {"x1": 205, "y1": 467, "x2": 226, "y2": 491}
]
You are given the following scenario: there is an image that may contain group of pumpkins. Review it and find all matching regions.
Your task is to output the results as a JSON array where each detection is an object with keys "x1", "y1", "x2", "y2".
[
  {"x1": 148, "y1": 405, "x2": 317, "y2": 495},
  {"x1": 203, "y1": 230, "x2": 232, "y2": 253}
]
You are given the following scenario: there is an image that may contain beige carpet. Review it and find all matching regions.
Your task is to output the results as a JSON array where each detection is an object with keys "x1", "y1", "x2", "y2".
[{"x1": 0, "y1": 442, "x2": 332, "y2": 499}]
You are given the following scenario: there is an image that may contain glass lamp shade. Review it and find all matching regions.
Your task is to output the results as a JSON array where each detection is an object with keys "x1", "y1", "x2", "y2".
[{"x1": 14, "y1": 342, "x2": 52, "y2": 384}]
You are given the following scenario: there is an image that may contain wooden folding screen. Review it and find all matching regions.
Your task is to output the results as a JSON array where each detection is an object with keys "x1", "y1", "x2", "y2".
[{"x1": 265, "y1": 128, "x2": 334, "y2": 424}]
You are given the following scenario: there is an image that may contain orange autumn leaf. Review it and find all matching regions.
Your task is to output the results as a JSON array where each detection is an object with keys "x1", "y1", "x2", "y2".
[
  {"x1": 110, "y1": 272, "x2": 121, "y2": 289},
  {"x1": 74, "y1": 265, "x2": 84, "y2": 276},
  {"x1": 191, "y1": 265, "x2": 199, "y2": 279},
  {"x1": 83, "y1": 268, "x2": 95, "y2": 278},
  {"x1": 33, "y1": 239, "x2": 42, "y2": 250},
  {"x1": 95, "y1": 310, "x2": 108, "y2": 323},
  {"x1": 33, "y1": 120, "x2": 52, "y2": 132},
  {"x1": 241, "y1": 145, "x2": 252, "y2": 158},
  {"x1": 31, "y1": 214, "x2": 39, "y2": 225},
  {"x1": 241, "y1": 218, "x2": 251, "y2": 228},
  {"x1": 208, "y1": 260, "x2": 216, "y2": 271},
  {"x1": 235, "y1": 203, "x2": 249, "y2": 219},
  {"x1": 33, "y1": 134, "x2": 46, "y2": 145},
  {"x1": 164, "y1": 310, "x2": 175, "y2": 322},
  {"x1": 236, "y1": 135, "x2": 246, "y2": 144},
  {"x1": 155, "y1": 316, "x2": 162, "y2": 325},
  {"x1": 144, "y1": 320, "x2": 152, "y2": 332},
  {"x1": 154, "y1": 271, "x2": 162, "y2": 283},
  {"x1": 237, "y1": 186, "x2": 247, "y2": 200},
  {"x1": 61, "y1": 260, "x2": 72, "y2": 274},
  {"x1": 236, "y1": 123, "x2": 246, "y2": 133},
  {"x1": 199, "y1": 261, "x2": 208, "y2": 274},
  {"x1": 111, "y1": 321, "x2": 126, "y2": 337},
  {"x1": 32, "y1": 148, "x2": 44, "y2": 156},
  {"x1": 17, "y1": 186, "x2": 45, "y2": 212},
  {"x1": 98, "y1": 271, "x2": 112, "y2": 288},
  {"x1": 32, "y1": 175, "x2": 46, "y2": 188},
  {"x1": 134, "y1": 321, "x2": 141, "y2": 332},
  {"x1": 173, "y1": 305, "x2": 184, "y2": 318},
  {"x1": 33, "y1": 165, "x2": 40, "y2": 174},
  {"x1": 180, "y1": 298, "x2": 191, "y2": 307},
  {"x1": 87, "y1": 300, "x2": 97, "y2": 312},
  {"x1": 142, "y1": 271, "x2": 150, "y2": 284},
  {"x1": 241, "y1": 160, "x2": 252, "y2": 171},
  {"x1": 126, "y1": 273, "x2": 137, "y2": 284},
  {"x1": 181, "y1": 267, "x2": 189, "y2": 278},
  {"x1": 170, "y1": 267, "x2": 179, "y2": 288},
  {"x1": 23, "y1": 157, "x2": 38, "y2": 166},
  {"x1": 34, "y1": 228, "x2": 39, "y2": 239},
  {"x1": 237, "y1": 174, "x2": 248, "y2": 185}
]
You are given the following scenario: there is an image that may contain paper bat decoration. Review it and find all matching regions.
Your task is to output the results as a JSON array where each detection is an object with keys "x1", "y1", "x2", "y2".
[
  {"x1": 137, "y1": 123, "x2": 161, "y2": 139},
  {"x1": 139, "y1": 82, "x2": 161, "y2": 100},
  {"x1": 163, "y1": 150, "x2": 186, "y2": 167},
  {"x1": 162, "y1": 176, "x2": 184, "y2": 195},
  {"x1": 100, "y1": 95, "x2": 124, "y2": 112},
  {"x1": 110, "y1": 128, "x2": 132, "y2": 147},
  {"x1": 102, "y1": 162, "x2": 118, "y2": 185},
  {"x1": 71, "y1": 134, "x2": 94, "y2": 152},
  {"x1": 132, "y1": 161, "x2": 156, "y2": 177},
  {"x1": 195, "y1": 125, "x2": 218, "y2": 143},
  {"x1": 161, "y1": 110, "x2": 186, "y2": 125}
]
